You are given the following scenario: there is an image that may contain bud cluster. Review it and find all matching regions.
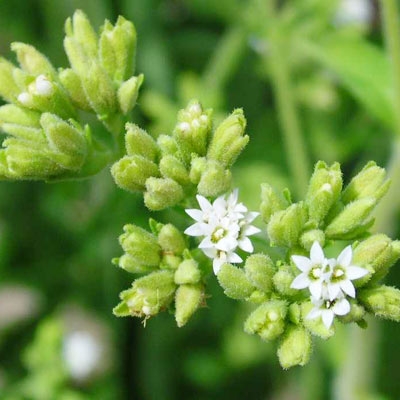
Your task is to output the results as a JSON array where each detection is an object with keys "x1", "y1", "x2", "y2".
[
  {"x1": 0, "y1": 10, "x2": 141, "y2": 180},
  {"x1": 113, "y1": 219, "x2": 205, "y2": 327},
  {"x1": 112, "y1": 100, "x2": 249, "y2": 210}
]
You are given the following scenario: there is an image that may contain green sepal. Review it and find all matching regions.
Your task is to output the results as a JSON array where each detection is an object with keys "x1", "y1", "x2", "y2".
[
  {"x1": 117, "y1": 74, "x2": 143, "y2": 114},
  {"x1": 260, "y1": 183, "x2": 287, "y2": 224},
  {"x1": 158, "y1": 223, "x2": 187, "y2": 255},
  {"x1": 217, "y1": 263, "x2": 255, "y2": 300},
  {"x1": 175, "y1": 283, "x2": 203, "y2": 327},
  {"x1": 125, "y1": 123, "x2": 159, "y2": 162}
]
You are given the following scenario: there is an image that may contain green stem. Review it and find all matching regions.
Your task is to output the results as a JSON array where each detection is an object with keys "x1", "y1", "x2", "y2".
[
  {"x1": 334, "y1": 3, "x2": 400, "y2": 398},
  {"x1": 264, "y1": 12, "x2": 310, "y2": 198}
]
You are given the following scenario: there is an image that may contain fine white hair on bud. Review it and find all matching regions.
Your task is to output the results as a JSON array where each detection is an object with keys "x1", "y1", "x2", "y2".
[
  {"x1": 184, "y1": 189, "x2": 260, "y2": 275},
  {"x1": 35, "y1": 74, "x2": 54, "y2": 96}
]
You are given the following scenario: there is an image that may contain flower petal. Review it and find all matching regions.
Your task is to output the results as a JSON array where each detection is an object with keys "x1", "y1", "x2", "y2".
[
  {"x1": 346, "y1": 266, "x2": 369, "y2": 280},
  {"x1": 309, "y1": 281, "x2": 323, "y2": 299},
  {"x1": 238, "y1": 236, "x2": 254, "y2": 253},
  {"x1": 291, "y1": 255, "x2": 312, "y2": 272},
  {"x1": 340, "y1": 279, "x2": 356, "y2": 298},
  {"x1": 197, "y1": 195, "x2": 211, "y2": 212},
  {"x1": 327, "y1": 283, "x2": 341, "y2": 301},
  {"x1": 290, "y1": 274, "x2": 310, "y2": 289},
  {"x1": 185, "y1": 209, "x2": 204, "y2": 221},
  {"x1": 307, "y1": 307, "x2": 322, "y2": 320},
  {"x1": 242, "y1": 225, "x2": 261, "y2": 236},
  {"x1": 227, "y1": 252, "x2": 242, "y2": 264},
  {"x1": 337, "y1": 245, "x2": 353, "y2": 267},
  {"x1": 322, "y1": 310, "x2": 334, "y2": 329},
  {"x1": 333, "y1": 298, "x2": 351, "y2": 316},
  {"x1": 184, "y1": 223, "x2": 206, "y2": 236},
  {"x1": 310, "y1": 241, "x2": 325, "y2": 264}
]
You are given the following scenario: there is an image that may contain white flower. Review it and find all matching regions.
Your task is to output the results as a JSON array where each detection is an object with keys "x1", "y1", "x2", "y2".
[
  {"x1": 307, "y1": 291, "x2": 351, "y2": 329},
  {"x1": 325, "y1": 245, "x2": 369, "y2": 300},
  {"x1": 291, "y1": 241, "x2": 331, "y2": 299},
  {"x1": 334, "y1": 0, "x2": 373, "y2": 27},
  {"x1": 185, "y1": 189, "x2": 260, "y2": 275}
]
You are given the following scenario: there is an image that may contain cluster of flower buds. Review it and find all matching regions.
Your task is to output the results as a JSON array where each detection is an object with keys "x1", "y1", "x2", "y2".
[
  {"x1": 113, "y1": 219, "x2": 205, "y2": 327},
  {"x1": 0, "y1": 10, "x2": 141, "y2": 180},
  {"x1": 111, "y1": 100, "x2": 249, "y2": 210}
]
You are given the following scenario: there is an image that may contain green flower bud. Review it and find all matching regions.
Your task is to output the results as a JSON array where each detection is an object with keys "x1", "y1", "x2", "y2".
[
  {"x1": 11, "y1": 42, "x2": 56, "y2": 77},
  {"x1": 40, "y1": 113, "x2": 87, "y2": 170},
  {"x1": 160, "y1": 254, "x2": 181, "y2": 270},
  {"x1": 125, "y1": 123, "x2": 158, "y2": 161},
  {"x1": 342, "y1": 162, "x2": 390, "y2": 204},
  {"x1": 117, "y1": 75, "x2": 143, "y2": 114},
  {"x1": 325, "y1": 198, "x2": 376, "y2": 239},
  {"x1": 353, "y1": 234, "x2": 400, "y2": 285},
  {"x1": 81, "y1": 63, "x2": 117, "y2": 115},
  {"x1": 267, "y1": 202, "x2": 308, "y2": 247},
  {"x1": 0, "y1": 58, "x2": 21, "y2": 102},
  {"x1": 300, "y1": 229, "x2": 325, "y2": 251},
  {"x1": 99, "y1": 16, "x2": 137, "y2": 82},
  {"x1": 189, "y1": 156, "x2": 207, "y2": 184},
  {"x1": 175, "y1": 283, "x2": 203, "y2": 327},
  {"x1": 158, "y1": 223, "x2": 186, "y2": 255},
  {"x1": 119, "y1": 224, "x2": 161, "y2": 266},
  {"x1": 58, "y1": 68, "x2": 91, "y2": 111},
  {"x1": 114, "y1": 270, "x2": 176, "y2": 318},
  {"x1": 338, "y1": 300, "x2": 365, "y2": 324},
  {"x1": 306, "y1": 161, "x2": 342, "y2": 225},
  {"x1": 157, "y1": 134, "x2": 179, "y2": 156},
  {"x1": 244, "y1": 300, "x2": 288, "y2": 341},
  {"x1": 112, "y1": 254, "x2": 155, "y2": 274},
  {"x1": 207, "y1": 108, "x2": 248, "y2": 168},
  {"x1": 260, "y1": 183, "x2": 287, "y2": 224},
  {"x1": 277, "y1": 325, "x2": 312, "y2": 369},
  {"x1": 244, "y1": 254, "x2": 275, "y2": 293},
  {"x1": 197, "y1": 160, "x2": 232, "y2": 198},
  {"x1": 111, "y1": 155, "x2": 159, "y2": 192},
  {"x1": 217, "y1": 263, "x2": 255, "y2": 300},
  {"x1": 273, "y1": 265, "x2": 298, "y2": 297},
  {"x1": 174, "y1": 259, "x2": 201, "y2": 285},
  {"x1": 359, "y1": 286, "x2": 400, "y2": 321},
  {"x1": 144, "y1": 177, "x2": 184, "y2": 210},
  {"x1": 288, "y1": 303, "x2": 301, "y2": 325},
  {"x1": 159, "y1": 155, "x2": 190, "y2": 185},
  {"x1": 0, "y1": 104, "x2": 41, "y2": 134},
  {"x1": 301, "y1": 301, "x2": 334, "y2": 339},
  {"x1": 174, "y1": 100, "x2": 212, "y2": 163}
]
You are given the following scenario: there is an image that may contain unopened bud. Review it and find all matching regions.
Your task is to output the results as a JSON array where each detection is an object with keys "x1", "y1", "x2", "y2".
[
  {"x1": 217, "y1": 263, "x2": 255, "y2": 300},
  {"x1": 260, "y1": 183, "x2": 287, "y2": 224},
  {"x1": 174, "y1": 259, "x2": 201, "y2": 285},
  {"x1": 175, "y1": 283, "x2": 203, "y2": 327},
  {"x1": 197, "y1": 160, "x2": 232, "y2": 198},
  {"x1": 244, "y1": 254, "x2": 275, "y2": 293},
  {"x1": 144, "y1": 177, "x2": 184, "y2": 210},
  {"x1": 159, "y1": 155, "x2": 190, "y2": 185},
  {"x1": 125, "y1": 123, "x2": 159, "y2": 161},
  {"x1": 117, "y1": 74, "x2": 143, "y2": 114},
  {"x1": 158, "y1": 223, "x2": 187, "y2": 255}
]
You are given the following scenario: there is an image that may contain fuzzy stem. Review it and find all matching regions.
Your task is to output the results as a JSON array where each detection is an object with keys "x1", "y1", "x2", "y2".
[
  {"x1": 334, "y1": 2, "x2": 400, "y2": 398},
  {"x1": 264, "y1": 10, "x2": 310, "y2": 198}
]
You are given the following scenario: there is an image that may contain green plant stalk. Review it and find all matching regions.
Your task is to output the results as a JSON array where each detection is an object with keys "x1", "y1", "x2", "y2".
[
  {"x1": 334, "y1": 2, "x2": 400, "y2": 398},
  {"x1": 264, "y1": 29, "x2": 310, "y2": 197}
]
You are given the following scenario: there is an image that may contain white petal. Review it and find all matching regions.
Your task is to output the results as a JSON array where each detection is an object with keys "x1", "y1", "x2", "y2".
[
  {"x1": 216, "y1": 236, "x2": 237, "y2": 251},
  {"x1": 327, "y1": 283, "x2": 341, "y2": 301},
  {"x1": 199, "y1": 237, "x2": 214, "y2": 249},
  {"x1": 340, "y1": 280, "x2": 356, "y2": 298},
  {"x1": 309, "y1": 281, "x2": 323, "y2": 299},
  {"x1": 184, "y1": 223, "x2": 206, "y2": 236},
  {"x1": 238, "y1": 237, "x2": 253, "y2": 253},
  {"x1": 228, "y1": 188, "x2": 239, "y2": 204},
  {"x1": 307, "y1": 307, "x2": 322, "y2": 320},
  {"x1": 333, "y1": 298, "x2": 351, "y2": 316},
  {"x1": 242, "y1": 225, "x2": 261, "y2": 236},
  {"x1": 291, "y1": 255, "x2": 312, "y2": 272},
  {"x1": 290, "y1": 274, "x2": 310, "y2": 289},
  {"x1": 337, "y1": 245, "x2": 353, "y2": 267},
  {"x1": 346, "y1": 266, "x2": 369, "y2": 280},
  {"x1": 244, "y1": 211, "x2": 259, "y2": 223},
  {"x1": 197, "y1": 195, "x2": 211, "y2": 211},
  {"x1": 202, "y1": 247, "x2": 217, "y2": 258},
  {"x1": 226, "y1": 252, "x2": 242, "y2": 264},
  {"x1": 310, "y1": 241, "x2": 325, "y2": 264},
  {"x1": 213, "y1": 258, "x2": 224, "y2": 274},
  {"x1": 213, "y1": 197, "x2": 227, "y2": 215},
  {"x1": 185, "y1": 209, "x2": 204, "y2": 221},
  {"x1": 322, "y1": 310, "x2": 334, "y2": 329}
]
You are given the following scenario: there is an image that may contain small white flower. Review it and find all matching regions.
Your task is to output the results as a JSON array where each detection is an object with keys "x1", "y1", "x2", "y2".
[
  {"x1": 307, "y1": 291, "x2": 351, "y2": 329},
  {"x1": 291, "y1": 241, "x2": 331, "y2": 299},
  {"x1": 185, "y1": 189, "x2": 260, "y2": 275}
]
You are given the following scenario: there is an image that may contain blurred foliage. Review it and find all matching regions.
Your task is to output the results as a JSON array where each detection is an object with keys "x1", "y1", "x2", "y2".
[{"x1": 0, "y1": 0, "x2": 399, "y2": 399}]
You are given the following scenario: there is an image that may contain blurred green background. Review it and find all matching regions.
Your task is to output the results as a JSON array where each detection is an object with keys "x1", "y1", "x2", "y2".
[{"x1": 0, "y1": 0, "x2": 400, "y2": 399}]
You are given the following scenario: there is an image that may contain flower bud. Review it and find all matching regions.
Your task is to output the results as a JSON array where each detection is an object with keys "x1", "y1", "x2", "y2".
[
  {"x1": 114, "y1": 270, "x2": 176, "y2": 317},
  {"x1": 99, "y1": 16, "x2": 137, "y2": 82},
  {"x1": 359, "y1": 286, "x2": 400, "y2": 321},
  {"x1": 300, "y1": 229, "x2": 325, "y2": 251},
  {"x1": 352, "y1": 234, "x2": 400, "y2": 285},
  {"x1": 58, "y1": 68, "x2": 91, "y2": 111},
  {"x1": 325, "y1": 198, "x2": 376, "y2": 239},
  {"x1": 0, "y1": 58, "x2": 20, "y2": 102},
  {"x1": 157, "y1": 134, "x2": 179, "y2": 156},
  {"x1": 125, "y1": 123, "x2": 159, "y2": 161},
  {"x1": 174, "y1": 259, "x2": 201, "y2": 285},
  {"x1": 267, "y1": 203, "x2": 308, "y2": 247},
  {"x1": 306, "y1": 161, "x2": 342, "y2": 225},
  {"x1": 342, "y1": 162, "x2": 390, "y2": 204},
  {"x1": 158, "y1": 223, "x2": 187, "y2": 255},
  {"x1": 175, "y1": 283, "x2": 203, "y2": 327},
  {"x1": 160, "y1": 254, "x2": 181, "y2": 270},
  {"x1": 207, "y1": 109, "x2": 248, "y2": 168},
  {"x1": 244, "y1": 300, "x2": 287, "y2": 341},
  {"x1": 300, "y1": 301, "x2": 334, "y2": 339},
  {"x1": 260, "y1": 183, "x2": 287, "y2": 224},
  {"x1": 217, "y1": 263, "x2": 255, "y2": 300},
  {"x1": 111, "y1": 155, "x2": 159, "y2": 192},
  {"x1": 244, "y1": 254, "x2": 275, "y2": 293},
  {"x1": 277, "y1": 325, "x2": 312, "y2": 369},
  {"x1": 0, "y1": 104, "x2": 41, "y2": 129},
  {"x1": 159, "y1": 155, "x2": 190, "y2": 185},
  {"x1": 273, "y1": 265, "x2": 298, "y2": 297},
  {"x1": 40, "y1": 113, "x2": 87, "y2": 170},
  {"x1": 112, "y1": 254, "x2": 155, "y2": 274},
  {"x1": 144, "y1": 177, "x2": 184, "y2": 210},
  {"x1": 117, "y1": 75, "x2": 143, "y2": 114},
  {"x1": 119, "y1": 224, "x2": 161, "y2": 267},
  {"x1": 197, "y1": 160, "x2": 232, "y2": 198},
  {"x1": 189, "y1": 156, "x2": 207, "y2": 184},
  {"x1": 288, "y1": 303, "x2": 301, "y2": 324},
  {"x1": 11, "y1": 42, "x2": 56, "y2": 77}
]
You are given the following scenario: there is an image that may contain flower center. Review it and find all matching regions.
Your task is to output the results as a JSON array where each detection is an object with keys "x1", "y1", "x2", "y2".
[
  {"x1": 212, "y1": 227, "x2": 226, "y2": 242},
  {"x1": 309, "y1": 265, "x2": 322, "y2": 279},
  {"x1": 332, "y1": 267, "x2": 345, "y2": 280}
]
